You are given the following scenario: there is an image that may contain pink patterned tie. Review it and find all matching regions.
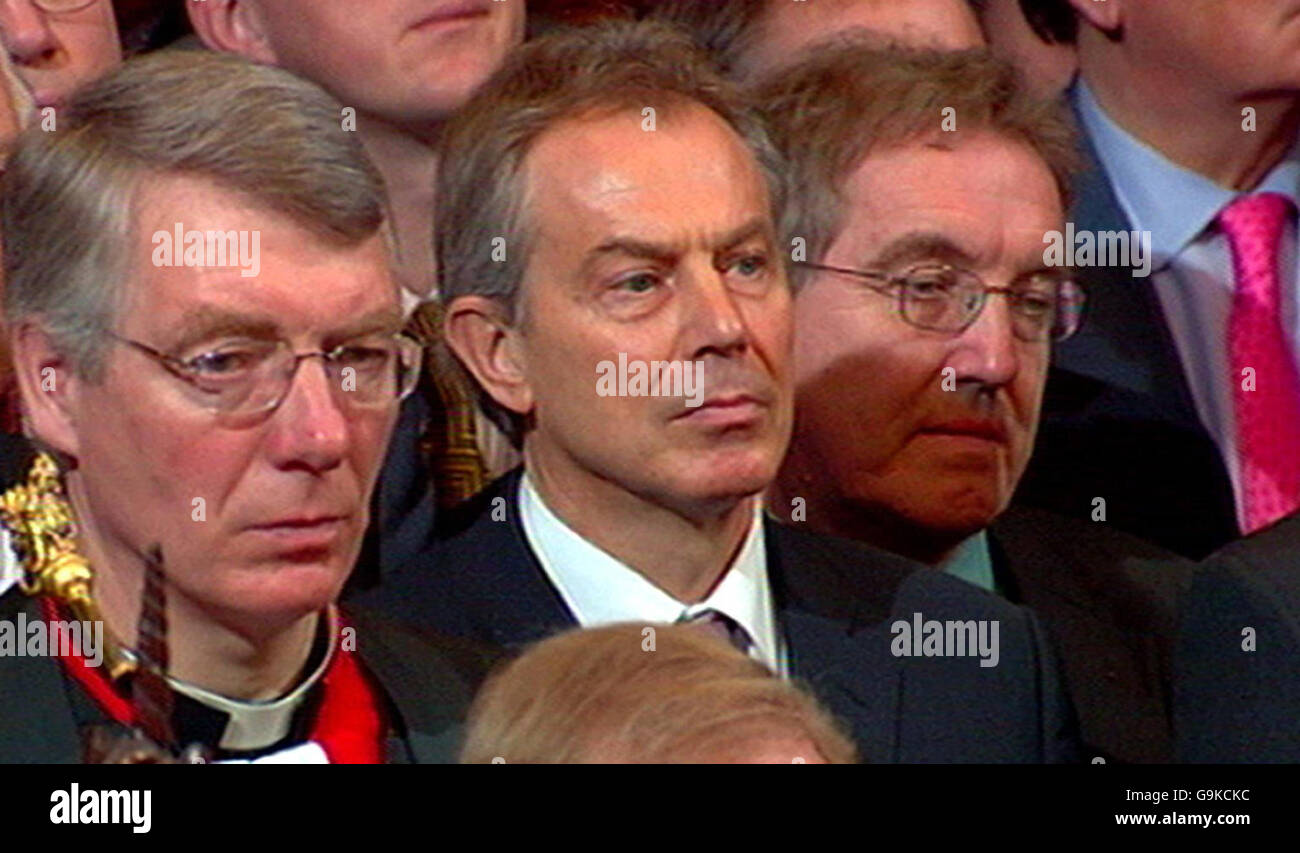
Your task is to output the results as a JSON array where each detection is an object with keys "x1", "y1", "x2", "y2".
[{"x1": 1222, "y1": 192, "x2": 1300, "y2": 534}]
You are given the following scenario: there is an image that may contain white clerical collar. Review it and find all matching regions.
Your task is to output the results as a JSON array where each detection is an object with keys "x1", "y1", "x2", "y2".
[
  {"x1": 518, "y1": 470, "x2": 785, "y2": 676},
  {"x1": 122, "y1": 608, "x2": 338, "y2": 753}
]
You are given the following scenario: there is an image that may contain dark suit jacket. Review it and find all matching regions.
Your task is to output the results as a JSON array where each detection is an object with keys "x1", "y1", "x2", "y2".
[
  {"x1": 0, "y1": 589, "x2": 494, "y2": 764},
  {"x1": 1015, "y1": 94, "x2": 1237, "y2": 560},
  {"x1": 366, "y1": 470, "x2": 1081, "y2": 763},
  {"x1": 1175, "y1": 512, "x2": 1300, "y2": 762},
  {"x1": 351, "y1": 390, "x2": 440, "y2": 597},
  {"x1": 991, "y1": 505, "x2": 1192, "y2": 763}
]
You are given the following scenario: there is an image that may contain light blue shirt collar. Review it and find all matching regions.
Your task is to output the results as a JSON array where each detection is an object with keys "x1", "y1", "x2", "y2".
[
  {"x1": 939, "y1": 530, "x2": 995, "y2": 593},
  {"x1": 1073, "y1": 80, "x2": 1300, "y2": 262}
]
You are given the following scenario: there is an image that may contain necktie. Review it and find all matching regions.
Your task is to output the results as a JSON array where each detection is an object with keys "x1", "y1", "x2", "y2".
[
  {"x1": 404, "y1": 302, "x2": 488, "y2": 509},
  {"x1": 679, "y1": 608, "x2": 753, "y2": 656},
  {"x1": 1221, "y1": 192, "x2": 1300, "y2": 533}
]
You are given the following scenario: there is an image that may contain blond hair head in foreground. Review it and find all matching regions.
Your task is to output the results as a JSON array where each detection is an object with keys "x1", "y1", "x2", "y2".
[{"x1": 461, "y1": 622, "x2": 858, "y2": 764}]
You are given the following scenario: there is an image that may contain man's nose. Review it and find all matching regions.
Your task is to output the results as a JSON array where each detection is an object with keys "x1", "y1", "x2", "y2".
[
  {"x1": 0, "y1": 1, "x2": 58, "y2": 67},
  {"x1": 680, "y1": 263, "x2": 751, "y2": 359},
  {"x1": 263, "y1": 357, "x2": 349, "y2": 474},
  {"x1": 946, "y1": 294, "x2": 1021, "y2": 388}
]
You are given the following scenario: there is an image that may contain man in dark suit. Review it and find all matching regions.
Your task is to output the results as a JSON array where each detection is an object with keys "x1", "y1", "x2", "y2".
[
  {"x1": 0, "y1": 52, "x2": 485, "y2": 763},
  {"x1": 1175, "y1": 513, "x2": 1300, "y2": 763},
  {"x1": 1014, "y1": 0, "x2": 1300, "y2": 559},
  {"x1": 367, "y1": 20, "x2": 1078, "y2": 763},
  {"x1": 756, "y1": 44, "x2": 1188, "y2": 763}
]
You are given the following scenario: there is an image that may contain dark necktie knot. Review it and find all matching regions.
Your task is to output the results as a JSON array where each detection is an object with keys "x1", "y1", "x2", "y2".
[{"x1": 678, "y1": 608, "x2": 753, "y2": 655}]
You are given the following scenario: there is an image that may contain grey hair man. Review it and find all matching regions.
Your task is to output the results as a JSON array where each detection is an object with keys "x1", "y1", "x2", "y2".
[
  {"x1": 0, "y1": 51, "x2": 484, "y2": 764},
  {"x1": 760, "y1": 43, "x2": 1189, "y2": 763}
]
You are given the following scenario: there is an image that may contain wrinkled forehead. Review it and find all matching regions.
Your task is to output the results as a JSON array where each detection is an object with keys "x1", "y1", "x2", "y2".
[
  {"x1": 837, "y1": 133, "x2": 1064, "y2": 267},
  {"x1": 520, "y1": 103, "x2": 774, "y2": 241},
  {"x1": 122, "y1": 176, "x2": 401, "y2": 343}
]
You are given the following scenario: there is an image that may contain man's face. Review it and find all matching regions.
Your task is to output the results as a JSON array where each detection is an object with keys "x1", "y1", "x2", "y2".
[
  {"x1": 0, "y1": 0, "x2": 121, "y2": 110},
  {"x1": 248, "y1": 0, "x2": 524, "y2": 130},
  {"x1": 782, "y1": 133, "x2": 1061, "y2": 547},
  {"x1": 739, "y1": 0, "x2": 982, "y2": 79},
  {"x1": 54, "y1": 176, "x2": 401, "y2": 630},
  {"x1": 511, "y1": 105, "x2": 792, "y2": 517},
  {"x1": 1107, "y1": 0, "x2": 1300, "y2": 95}
]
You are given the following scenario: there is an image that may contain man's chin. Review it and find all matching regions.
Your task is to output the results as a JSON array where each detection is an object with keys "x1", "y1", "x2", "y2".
[
  {"x1": 213, "y1": 559, "x2": 350, "y2": 622},
  {"x1": 905, "y1": 493, "x2": 1005, "y2": 541},
  {"x1": 664, "y1": 453, "x2": 778, "y2": 512}
]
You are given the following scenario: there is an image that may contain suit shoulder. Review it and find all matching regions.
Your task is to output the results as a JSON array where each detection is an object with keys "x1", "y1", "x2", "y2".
[
  {"x1": 770, "y1": 521, "x2": 919, "y2": 583},
  {"x1": 994, "y1": 506, "x2": 1191, "y2": 618},
  {"x1": 1187, "y1": 520, "x2": 1300, "y2": 634},
  {"x1": 768, "y1": 521, "x2": 1032, "y2": 627},
  {"x1": 345, "y1": 604, "x2": 504, "y2": 728},
  {"x1": 1204, "y1": 514, "x2": 1300, "y2": 582}
]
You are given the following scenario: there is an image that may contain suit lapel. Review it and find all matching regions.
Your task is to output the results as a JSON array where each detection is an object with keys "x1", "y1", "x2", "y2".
[
  {"x1": 436, "y1": 469, "x2": 578, "y2": 648},
  {"x1": 1053, "y1": 112, "x2": 1202, "y2": 425},
  {"x1": 766, "y1": 521, "x2": 904, "y2": 763}
]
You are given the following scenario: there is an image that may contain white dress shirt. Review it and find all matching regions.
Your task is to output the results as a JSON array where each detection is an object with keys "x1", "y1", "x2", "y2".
[
  {"x1": 0, "y1": 526, "x2": 20, "y2": 598},
  {"x1": 518, "y1": 471, "x2": 786, "y2": 676},
  {"x1": 1076, "y1": 81, "x2": 1300, "y2": 529}
]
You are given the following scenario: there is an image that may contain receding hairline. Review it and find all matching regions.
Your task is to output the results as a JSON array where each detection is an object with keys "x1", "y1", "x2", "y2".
[
  {"x1": 844, "y1": 127, "x2": 1067, "y2": 210},
  {"x1": 510, "y1": 98, "x2": 778, "y2": 278}
]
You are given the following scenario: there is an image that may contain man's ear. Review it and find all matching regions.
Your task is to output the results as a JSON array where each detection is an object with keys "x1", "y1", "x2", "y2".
[
  {"x1": 186, "y1": 0, "x2": 278, "y2": 64},
  {"x1": 10, "y1": 322, "x2": 82, "y2": 459},
  {"x1": 442, "y1": 295, "x2": 534, "y2": 421},
  {"x1": 1067, "y1": 0, "x2": 1122, "y2": 35}
]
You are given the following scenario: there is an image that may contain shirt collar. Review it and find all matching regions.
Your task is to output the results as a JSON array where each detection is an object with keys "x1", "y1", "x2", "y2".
[
  {"x1": 126, "y1": 608, "x2": 339, "y2": 753},
  {"x1": 1073, "y1": 80, "x2": 1300, "y2": 260},
  {"x1": 939, "y1": 530, "x2": 995, "y2": 593},
  {"x1": 518, "y1": 470, "x2": 783, "y2": 674}
]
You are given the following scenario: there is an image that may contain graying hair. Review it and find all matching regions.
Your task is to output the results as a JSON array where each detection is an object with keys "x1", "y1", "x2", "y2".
[
  {"x1": 645, "y1": 0, "x2": 767, "y2": 76},
  {"x1": 753, "y1": 44, "x2": 1079, "y2": 290},
  {"x1": 2, "y1": 49, "x2": 389, "y2": 380},
  {"x1": 436, "y1": 19, "x2": 789, "y2": 446}
]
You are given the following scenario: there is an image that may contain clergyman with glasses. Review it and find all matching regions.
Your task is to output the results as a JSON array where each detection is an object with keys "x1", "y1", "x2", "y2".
[
  {"x1": 0, "y1": 51, "x2": 487, "y2": 763},
  {"x1": 757, "y1": 44, "x2": 1192, "y2": 765}
]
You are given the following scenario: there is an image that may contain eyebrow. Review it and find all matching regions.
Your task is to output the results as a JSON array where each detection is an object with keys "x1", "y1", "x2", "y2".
[
  {"x1": 166, "y1": 306, "x2": 404, "y2": 353},
  {"x1": 167, "y1": 308, "x2": 280, "y2": 353},
  {"x1": 869, "y1": 232, "x2": 978, "y2": 271},
  {"x1": 583, "y1": 217, "x2": 774, "y2": 271},
  {"x1": 323, "y1": 308, "x2": 405, "y2": 344},
  {"x1": 868, "y1": 231, "x2": 1062, "y2": 283}
]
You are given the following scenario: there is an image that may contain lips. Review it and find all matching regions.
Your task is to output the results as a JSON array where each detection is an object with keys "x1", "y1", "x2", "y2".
[
  {"x1": 250, "y1": 515, "x2": 348, "y2": 531},
  {"x1": 411, "y1": 0, "x2": 489, "y2": 30},
  {"x1": 673, "y1": 392, "x2": 770, "y2": 429},
  {"x1": 246, "y1": 515, "x2": 350, "y2": 552},
  {"x1": 917, "y1": 418, "x2": 1009, "y2": 444}
]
